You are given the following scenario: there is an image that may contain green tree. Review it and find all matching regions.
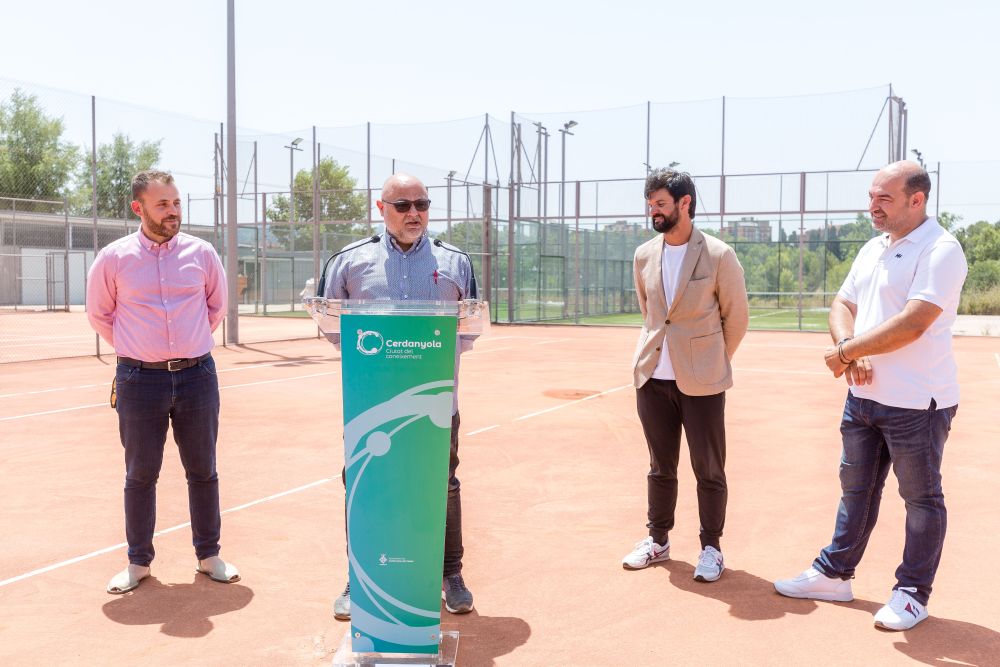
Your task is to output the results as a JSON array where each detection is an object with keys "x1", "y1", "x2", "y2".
[
  {"x1": 0, "y1": 89, "x2": 79, "y2": 201},
  {"x1": 71, "y1": 133, "x2": 161, "y2": 218},
  {"x1": 955, "y1": 220, "x2": 1000, "y2": 264},
  {"x1": 937, "y1": 211, "x2": 962, "y2": 233},
  {"x1": 965, "y1": 259, "x2": 1000, "y2": 291},
  {"x1": 266, "y1": 157, "x2": 369, "y2": 251}
]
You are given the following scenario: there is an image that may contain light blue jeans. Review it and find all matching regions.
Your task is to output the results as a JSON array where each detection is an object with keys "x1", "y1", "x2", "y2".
[{"x1": 814, "y1": 393, "x2": 956, "y2": 605}]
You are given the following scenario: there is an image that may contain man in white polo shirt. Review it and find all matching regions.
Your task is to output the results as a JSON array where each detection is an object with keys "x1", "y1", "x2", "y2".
[{"x1": 774, "y1": 161, "x2": 968, "y2": 631}]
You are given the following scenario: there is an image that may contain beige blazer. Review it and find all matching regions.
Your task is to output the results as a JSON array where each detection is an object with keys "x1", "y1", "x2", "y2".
[{"x1": 632, "y1": 227, "x2": 749, "y2": 395}]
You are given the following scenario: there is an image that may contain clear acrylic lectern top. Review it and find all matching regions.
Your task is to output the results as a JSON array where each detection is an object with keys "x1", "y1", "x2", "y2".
[{"x1": 302, "y1": 298, "x2": 490, "y2": 337}]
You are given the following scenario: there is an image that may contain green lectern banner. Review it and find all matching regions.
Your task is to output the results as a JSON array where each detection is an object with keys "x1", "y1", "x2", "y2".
[{"x1": 341, "y1": 312, "x2": 457, "y2": 654}]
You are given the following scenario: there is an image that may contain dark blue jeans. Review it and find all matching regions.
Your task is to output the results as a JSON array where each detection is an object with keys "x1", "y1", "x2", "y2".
[
  {"x1": 115, "y1": 356, "x2": 222, "y2": 566},
  {"x1": 814, "y1": 393, "x2": 956, "y2": 605}
]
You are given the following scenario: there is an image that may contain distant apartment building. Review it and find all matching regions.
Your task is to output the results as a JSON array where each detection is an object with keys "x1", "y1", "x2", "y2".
[
  {"x1": 724, "y1": 216, "x2": 772, "y2": 242},
  {"x1": 604, "y1": 220, "x2": 647, "y2": 233}
]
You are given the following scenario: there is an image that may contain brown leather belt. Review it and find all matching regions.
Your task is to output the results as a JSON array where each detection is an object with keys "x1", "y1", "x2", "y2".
[{"x1": 116, "y1": 353, "x2": 212, "y2": 371}]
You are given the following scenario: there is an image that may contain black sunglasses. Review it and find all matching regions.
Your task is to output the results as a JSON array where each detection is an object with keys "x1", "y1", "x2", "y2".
[{"x1": 382, "y1": 198, "x2": 431, "y2": 213}]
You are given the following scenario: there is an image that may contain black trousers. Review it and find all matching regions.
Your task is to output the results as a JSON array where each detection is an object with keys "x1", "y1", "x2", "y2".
[
  {"x1": 343, "y1": 411, "x2": 464, "y2": 576},
  {"x1": 636, "y1": 379, "x2": 727, "y2": 550}
]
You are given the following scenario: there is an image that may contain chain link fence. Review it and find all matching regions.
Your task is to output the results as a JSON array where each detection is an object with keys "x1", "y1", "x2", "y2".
[{"x1": 2, "y1": 77, "x2": 997, "y2": 362}]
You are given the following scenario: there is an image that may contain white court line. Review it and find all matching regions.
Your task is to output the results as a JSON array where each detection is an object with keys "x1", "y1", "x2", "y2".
[
  {"x1": 740, "y1": 342, "x2": 827, "y2": 349},
  {"x1": 736, "y1": 367, "x2": 828, "y2": 376},
  {"x1": 466, "y1": 425, "x2": 499, "y2": 436},
  {"x1": 748, "y1": 310, "x2": 787, "y2": 320},
  {"x1": 481, "y1": 336, "x2": 561, "y2": 342},
  {"x1": 1, "y1": 360, "x2": 330, "y2": 401},
  {"x1": 220, "y1": 371, "x2": 337, "y2": 390},
  {"x1": 465, "y1": 346, "x2": 514, "y2": 356},
  {"x1": 515, "y1": 384, "x2": 632, "y2": 421},
  {"x1": 0, "y1": 371, "x2": 338, "y2": 422},
  {"x1": 0, "y1": 383, "x2": 103, "y2": 400},
  {"x1": 0, "y1": 402, "x2": 108, "y2": 421},
  {"x1": 0, "y1": 387, "x2": 74, "y2": 399},
  {"x1": 0, "y1": 477, "x2": 333, "y2": 588},
  {"x1": 995, "y1": 353, "x2": 1000, "y2": 369},
  {"x1": 465, "y1": 339, "x2": 566, "y2": 357}
]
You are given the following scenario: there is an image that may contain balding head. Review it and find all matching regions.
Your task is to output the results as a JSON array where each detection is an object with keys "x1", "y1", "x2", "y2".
[
  {"x1": 869, "y1": 160, "x2": 931, "y2": 241},
  {"x1": 879, "y1": 160, "x2": 932, "y2": 201},
  {"x1": 381, "y1": 173, "x2": 427, "y2": 201}
]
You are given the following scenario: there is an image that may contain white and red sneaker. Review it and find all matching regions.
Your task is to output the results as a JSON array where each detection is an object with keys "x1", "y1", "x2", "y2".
[
  {"x1": 622, "y1": 536, "x2": 670, "y2": 570},
  {"x1": 874, "y1": 587, "x2": 928, "y2": 630}
]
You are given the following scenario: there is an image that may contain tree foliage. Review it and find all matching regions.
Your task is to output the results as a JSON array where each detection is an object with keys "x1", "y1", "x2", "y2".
[
  {"x1": 71, "y1": 133, "x2": 161, "y2": 218},
  {"x1": 265, "y1": 157, "x2": 370, "y2": 251},
  {"x1": 267, "y1": 158, "x2": 368, "y2": 224},
  {"x1": 0, "y1": 89, "x2": 79, "y2": 201},
  {"x1": 955, "y1": 220, "x2": 1000, "y2": 264}
]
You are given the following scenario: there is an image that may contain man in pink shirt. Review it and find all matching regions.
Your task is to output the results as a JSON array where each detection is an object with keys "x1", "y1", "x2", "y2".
[{"x1": 87, "y1": 170, "x2": 240, "y2": 594}]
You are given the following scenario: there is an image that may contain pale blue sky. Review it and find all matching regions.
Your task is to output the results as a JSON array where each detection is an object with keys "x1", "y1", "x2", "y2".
[{"x1": 2, "y1": 0, "x2": 998, "y2": 223}]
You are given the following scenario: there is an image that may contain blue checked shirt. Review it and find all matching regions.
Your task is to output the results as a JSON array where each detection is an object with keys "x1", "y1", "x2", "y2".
[
  {"x1": 323, "y1": 232, "x2": 474, "y2": 304},
  {"x1": 322, "y1": 232, "x2": 477, "y2": 412}
]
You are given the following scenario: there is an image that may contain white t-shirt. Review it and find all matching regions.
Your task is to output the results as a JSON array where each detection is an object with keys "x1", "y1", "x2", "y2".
[
  {"x1": 652, "y1": 242, "x2": 688, "y2": 380},
  {"x1": 839, "y1": 218, "x2": 967, "y2": 409}
]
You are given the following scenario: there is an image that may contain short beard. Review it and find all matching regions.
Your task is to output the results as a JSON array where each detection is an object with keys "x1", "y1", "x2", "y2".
[
  {"x1": 142, "y1": 204, "x2": 181, "y2": 240},
  {"x1": 651, "y1": 212, "x2": 678, "y2": 234}
]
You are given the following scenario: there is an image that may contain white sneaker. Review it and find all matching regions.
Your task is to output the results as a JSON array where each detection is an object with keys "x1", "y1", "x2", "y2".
[
  {"x1": 333, "y1": 582, "x2": 351, "y2": 620},
  {"x1": 622, "y1": 536, "x2": 670, "y2": 570},
  {"x1": 693, "y1": 546, "x2": 724, "y2": 582},
  {"x1": 773, "y1": 566, "x2": 854, "y2": 602},
  {"x1": 874, "y1": 587, "x2": 928, "y2": 630}
]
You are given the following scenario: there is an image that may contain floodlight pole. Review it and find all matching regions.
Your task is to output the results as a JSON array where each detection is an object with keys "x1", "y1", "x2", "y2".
[
  {"x1": 225, "y1": 0, "x2": 239, "y2": 344},
  {"x1": 559, "y1": 120, "x2": 577, "y2": 320},
  {"x1": 285, "y1": 138, "x2": 303, "y2": 223}
]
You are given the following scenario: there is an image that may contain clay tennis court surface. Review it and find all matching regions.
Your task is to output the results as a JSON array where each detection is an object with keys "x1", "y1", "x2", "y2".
[{"x1": 2, "y1": 325, "x2": 998, "y2": 665}]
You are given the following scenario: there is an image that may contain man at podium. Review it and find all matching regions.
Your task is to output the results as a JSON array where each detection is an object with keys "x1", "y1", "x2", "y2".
[{"x1": 321, "y1": 173, "x2": 477, "y2": 620}]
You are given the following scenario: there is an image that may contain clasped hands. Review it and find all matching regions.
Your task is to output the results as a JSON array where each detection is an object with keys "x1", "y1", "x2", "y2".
[{"x1": 823, "y1": 347, "x2": 873, "y2": 386}]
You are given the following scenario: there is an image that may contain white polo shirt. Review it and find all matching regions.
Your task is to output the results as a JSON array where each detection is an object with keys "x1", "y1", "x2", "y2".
[{"x1": 839, "y1": 217, "x2": 967, "y2": 409}]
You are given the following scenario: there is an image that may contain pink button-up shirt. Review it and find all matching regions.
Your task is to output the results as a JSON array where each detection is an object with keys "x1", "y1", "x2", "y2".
[{"x1": 86, "y1": 230, "x2": 227, "y2": 361}]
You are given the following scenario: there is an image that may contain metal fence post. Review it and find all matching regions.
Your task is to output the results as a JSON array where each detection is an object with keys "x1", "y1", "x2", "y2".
[
  {"x1": 575, "y1": 181, "x2": 581, "y2": 324},
  {"x1": 507, "y1": 182, "x2": 515, "y2": 322},
  {"x1": 312, "y1": 128, "x2": 320, "y2": 295},
  {"x1": 482, "y1": 185, "x2": 492, "y2": 317},
  {"x1": 798, "y1": 172, "x2": 806, "y2": 331},
  {"x1": 262, "y1": 192, "x2": 268, "y2": 315},
  {"x1": 63, "y1": 198, "x2": 69, "y2": 311}
]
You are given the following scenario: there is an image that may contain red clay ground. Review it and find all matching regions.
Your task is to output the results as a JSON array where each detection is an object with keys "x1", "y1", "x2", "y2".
[{"x1": 1, "y1": 326, "x2": 998, "y2": 665}]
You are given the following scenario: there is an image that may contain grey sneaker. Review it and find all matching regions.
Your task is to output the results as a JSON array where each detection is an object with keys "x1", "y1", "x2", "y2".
[
  {"x1": 333, "y1": 582, "x2": 351, "y2": 620},
  {"x1": 693, "y1": 546, "x2": 724, "y2": 582},
  {"x1": 442, "y1": 573, "x2": 474, "y2": 614}
]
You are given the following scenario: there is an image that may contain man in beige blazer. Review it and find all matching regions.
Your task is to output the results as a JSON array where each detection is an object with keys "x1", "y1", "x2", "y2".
[{"x1": 622, "y1": 168, "x2": 749, "y2": 582}]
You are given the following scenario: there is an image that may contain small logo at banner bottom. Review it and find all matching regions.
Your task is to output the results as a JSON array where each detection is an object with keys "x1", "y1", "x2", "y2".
[
  {"x1": 377, "y1": 553, "x2": 415, "y2": 566},
  {"x1": 357, "y1": 330, "x2": 385, "y2": 355}
]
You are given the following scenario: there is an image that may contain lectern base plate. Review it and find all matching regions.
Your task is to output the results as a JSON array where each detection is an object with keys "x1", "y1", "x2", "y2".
[{"x1": 332, "y1": 629, "x2": 459, "y2": 666}]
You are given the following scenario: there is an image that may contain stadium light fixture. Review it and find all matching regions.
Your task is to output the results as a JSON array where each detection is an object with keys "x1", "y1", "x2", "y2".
[{"x1": 284, "y1": 138, "x2": 304, "y2": 221}]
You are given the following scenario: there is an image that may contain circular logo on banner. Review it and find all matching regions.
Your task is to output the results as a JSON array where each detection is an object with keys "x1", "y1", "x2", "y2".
[{"x1": 356, "y1": 330, "x2": 384, "y2": 356}]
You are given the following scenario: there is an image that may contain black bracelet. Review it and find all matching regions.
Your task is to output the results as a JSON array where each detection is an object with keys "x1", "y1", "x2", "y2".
[{"x1": 838, "y1": 342, "x2": 851, "y2": 365}]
